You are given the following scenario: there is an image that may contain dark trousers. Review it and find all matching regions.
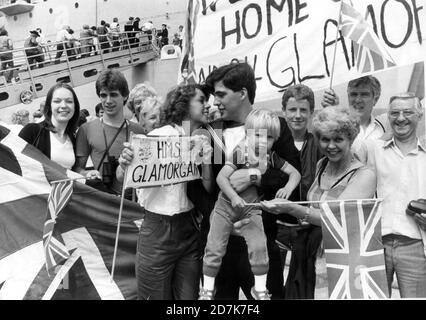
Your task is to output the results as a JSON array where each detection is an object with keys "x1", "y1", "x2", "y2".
[
  {"x1": 55, "y1": 43, "x2": 64, "y2": 63},
  {"x1": 136, "y1": 209, "x2": 201, "y2": 300},
  {"x1": 213, "y1": 236, "x2": 283, "y2": 300}
]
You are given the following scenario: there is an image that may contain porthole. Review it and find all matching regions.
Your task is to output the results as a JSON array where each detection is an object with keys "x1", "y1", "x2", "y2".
[
  {"x1": 56, "y1": 76, "x2": 71, "y2": 83},
  {"x1": 107, "y1": 63, "x2": 119, "y2": 69},
  {"x1": 83, "y1": 69, "x2": 98, "y2": 78},
  {"x1": 0, "y1": 92, "x2": 9, "y2": 101}
]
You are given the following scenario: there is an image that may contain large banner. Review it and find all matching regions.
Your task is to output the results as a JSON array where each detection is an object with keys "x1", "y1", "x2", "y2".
[
  {"x1": 124, "y1": 135, "x2": 202, "y2": 189},
  {"x1": 183, "y1": 0, "x2": 425, "y2": 102}
]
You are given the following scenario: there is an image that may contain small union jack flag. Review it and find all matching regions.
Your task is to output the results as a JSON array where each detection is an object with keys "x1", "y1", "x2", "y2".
[
  {"x1": 339, "y1": 0, "x2": 395, "y2": 72},
  {"x1": 43, "y1": 180, "x2": 73, "y2": 273},
  {"x1": 319, "y1": 200, "x2": 389, "y2": 299},
  {"x1": 183, "y1": 0, "x2": 201, "y2": 84}
]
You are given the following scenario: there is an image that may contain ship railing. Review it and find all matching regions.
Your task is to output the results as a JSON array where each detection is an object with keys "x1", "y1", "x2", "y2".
[
  {"x1": 0, "y1": 0, "x2": 31, "y2": 6},
  {"x1": 0, "y1": 32, "x2": 155, "y2": 89}
]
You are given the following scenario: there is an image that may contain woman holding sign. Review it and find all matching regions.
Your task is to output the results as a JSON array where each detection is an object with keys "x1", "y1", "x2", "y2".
[
  {"x1": 117, "y1": 84, "x2": 213, "y2": 300},
  {"x1": 259, "y1": 106, "x2": 376, "y2": 298}
]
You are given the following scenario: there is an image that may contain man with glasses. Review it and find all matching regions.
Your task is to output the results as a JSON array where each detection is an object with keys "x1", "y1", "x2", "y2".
[{"x1": 357, "y1": 93, "x2": 426, "y2": 298}]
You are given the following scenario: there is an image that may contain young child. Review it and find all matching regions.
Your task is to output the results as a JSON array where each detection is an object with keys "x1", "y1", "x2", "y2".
[{"x1": 199, "y1": 109, "x2": 301, "y2": 300}]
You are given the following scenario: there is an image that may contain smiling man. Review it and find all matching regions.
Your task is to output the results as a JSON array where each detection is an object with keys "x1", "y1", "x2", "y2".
[
  {"x1": 280, "y1": 84, "x2": 323, "y2": 299},
  {"x1": 75, "y1": 69, "x2": 144, "y2": 195},
  {"x1": 357, "y1": 93, "x2": 426, "y2": 298},
  {"x1": 321, "y1": 76, "x2": 387, "y2": 153},
  {"x1": 282, "y1": 84, "x2": 323, "y2": 202},
  {"x1": 202, "y1": 62, "x2": 300, "y2": 300}
]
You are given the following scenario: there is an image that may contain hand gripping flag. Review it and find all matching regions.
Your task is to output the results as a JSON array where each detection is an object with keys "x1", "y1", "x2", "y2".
[
  {"x1": 339, "y1": 0, "x2": 396, "y2": 73},
  {"x1": 319, "y1": 199, "x2": 389, "y2": 299},
  {"x1": 0, "y1": 126, "x2": 143, "y2": 300}
]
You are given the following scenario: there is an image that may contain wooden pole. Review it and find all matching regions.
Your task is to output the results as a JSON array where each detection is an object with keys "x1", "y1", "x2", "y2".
[
  {"x1": 246, "y1": 198, "x2": 383, "y2": 206},
  {"x1": 111, "y1": 132, "x2": 133, "y2": 281},
  {"x1": 329, "y1": 0, "x2": 344, "y2": 89}
]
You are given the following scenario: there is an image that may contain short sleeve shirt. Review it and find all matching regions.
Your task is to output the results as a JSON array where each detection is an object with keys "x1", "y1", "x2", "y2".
[
  {"x1": 76, "y1": 118, "x2": 144, "y2": 192},
  {"x1": 226, "y1": 143, "x2": 287, "y2": 171}
]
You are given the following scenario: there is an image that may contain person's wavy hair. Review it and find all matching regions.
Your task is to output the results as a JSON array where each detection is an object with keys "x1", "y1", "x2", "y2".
[
  {"x1": 11, "y1": 109, "x2": 29, "y2": 125},
  {"x1": 312, "y1": 106, "x2": 360, "y2": 143},
  {"x1": 44, "y1": 82, "x2": 80, "y2": 137},
  {"x1": 126, "y1": 82, "x2": 157, "y2": 114},
  {"x1": 160, "y1": 84, "x2": 205, "y2": 126}
]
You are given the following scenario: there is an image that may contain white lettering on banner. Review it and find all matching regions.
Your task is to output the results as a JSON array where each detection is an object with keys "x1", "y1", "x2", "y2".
[
  {"x1": 124, "y1": 135, "x2": 201, "y2": 189},
  {"x1": 188, "y1": 0, "x2": 425, "y2": 102}
]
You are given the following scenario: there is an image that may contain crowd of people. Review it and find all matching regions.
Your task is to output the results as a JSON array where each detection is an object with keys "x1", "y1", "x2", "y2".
[
  {"x1": 7, "y1": 60, "x2": 426, "y2": 300},
  {"x1": 0, "y1": 19, "x2": 182, "y2": 81}
]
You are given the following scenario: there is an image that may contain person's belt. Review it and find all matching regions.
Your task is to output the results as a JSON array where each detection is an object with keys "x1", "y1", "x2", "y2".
[
  {"x1": 144, "y1": 208, "x2": 194, "y2": 221},
  {"x1": 382, "y1": 234, "x2": 422, "y2": 245}
]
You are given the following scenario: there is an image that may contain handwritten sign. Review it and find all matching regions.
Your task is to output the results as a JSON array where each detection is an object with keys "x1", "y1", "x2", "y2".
[
  {"x1": 183, "y1": 0, "x2": 425, "y2": 102},
  {"x1": 124, "y1": 135, "x2": 201, "y2": 189}
]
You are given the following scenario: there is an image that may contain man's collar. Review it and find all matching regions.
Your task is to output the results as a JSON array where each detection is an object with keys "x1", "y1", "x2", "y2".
[{"x1": 383, "y1": 136, "x2": 426, "y2": 152}]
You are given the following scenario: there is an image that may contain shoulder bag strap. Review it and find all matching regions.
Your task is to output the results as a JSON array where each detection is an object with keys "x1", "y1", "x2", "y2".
[
  {"x1": 206, "y1": 123, "x2": 227, "y2": 155},
  {"x1": 96, "y1": 120, "x2": 127, "y2": 171}
]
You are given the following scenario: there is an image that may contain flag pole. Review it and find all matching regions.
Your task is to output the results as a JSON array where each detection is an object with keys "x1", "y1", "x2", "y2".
[
  {"x1": 111, "y1": 132, "x2": 133, "y2": 281},
  {"x1": 246, "y1": 198, "x2": 383, "y2": 206},
  {"x1": 51, "y1": 176, "x2": 94, "y2": 184},
  {"x1": 329, "y1": 0, "x2": 344, "y2": 89}
]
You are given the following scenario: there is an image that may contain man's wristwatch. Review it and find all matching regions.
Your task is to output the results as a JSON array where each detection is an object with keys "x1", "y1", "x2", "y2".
[{"x1": 248, "y1": 168, "x2": 260, "y2": 184}]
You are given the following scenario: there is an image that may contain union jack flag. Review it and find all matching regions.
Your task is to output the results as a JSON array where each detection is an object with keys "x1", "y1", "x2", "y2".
[
  {"x1": 181, "y1": 0, "x2": 200, "y2": 84},
  {"x1": 339, "y1": 0, "x2": 395, "y2": 72},
  {"x1": 0, "y1": 125, "x2": 143, "y2": 299},
  {"x1": 319, "y1": 200, "x2": 389, "y2": 299},
  {"x1": 43, "y1": 180, "x2": 73, "y2": 273}
]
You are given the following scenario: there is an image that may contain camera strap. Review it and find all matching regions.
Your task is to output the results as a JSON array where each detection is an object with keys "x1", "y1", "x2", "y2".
[{"x1": 97, "y1": 119, "x2": 129, "y2": 171}]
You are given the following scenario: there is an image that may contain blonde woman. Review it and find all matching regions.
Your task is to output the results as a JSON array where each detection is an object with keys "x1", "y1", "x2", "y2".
[
  {"x1": 261, "y1": 106, "x2": 376, "y2": 298},
  {"x1": 125, "y1": 82, "x2": 157, "y2": 123}
]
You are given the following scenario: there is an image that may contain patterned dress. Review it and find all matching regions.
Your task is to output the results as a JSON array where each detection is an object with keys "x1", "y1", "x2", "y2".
[{"x1": 306, "y1": 157, "x2": 365, "y2": 299}]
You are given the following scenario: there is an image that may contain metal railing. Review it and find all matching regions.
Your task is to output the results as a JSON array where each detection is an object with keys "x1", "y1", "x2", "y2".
[
  {"x1": 0, "y1": 32, "x2": 155, "y2": 88},
  {"x1": 0, "y1": 0, "x2": 31, "y2": 6}
]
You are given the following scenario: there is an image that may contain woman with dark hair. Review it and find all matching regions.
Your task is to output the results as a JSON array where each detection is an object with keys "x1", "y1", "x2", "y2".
[
  {"x1": 117, "y1": 84, "x2": 213, "y2": 300},
  {"x1": 19, "y1": 82, "x2": 80, "y2": 170}
]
